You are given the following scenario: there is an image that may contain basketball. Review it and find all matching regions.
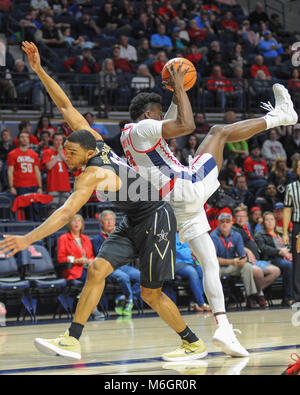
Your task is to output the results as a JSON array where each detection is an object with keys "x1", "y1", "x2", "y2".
[{"x1": 161, "y1": 58, "x2": 197, "y2": 91}]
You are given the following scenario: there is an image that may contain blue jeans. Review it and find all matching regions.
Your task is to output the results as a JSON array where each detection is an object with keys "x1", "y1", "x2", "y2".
[
  {"x1": 109, "y1": 265, "x2": 141, "y2": 300},
  {"x1": 271, "y1": 257, "x2": 294, "y2": 300},
  {"x1": 176, "y1": 264, "x2": 205, "y2": 306}
]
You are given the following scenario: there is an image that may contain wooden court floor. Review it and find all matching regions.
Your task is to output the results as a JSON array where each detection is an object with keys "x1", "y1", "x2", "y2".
[{"x1": 0, "y1": 308, "x2": 299, "y2": 375}]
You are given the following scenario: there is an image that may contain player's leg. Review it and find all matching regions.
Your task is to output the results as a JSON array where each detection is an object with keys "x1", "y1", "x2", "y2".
[
  {"x1": 34, "y1": 257, "x2": 114, "y2": 360},
  {"x1": 140, "y1": 285, "x2": 207, "y2": 361},
  {"x1": 195, "y1": 83, "x2": 298, "y2": 170}
]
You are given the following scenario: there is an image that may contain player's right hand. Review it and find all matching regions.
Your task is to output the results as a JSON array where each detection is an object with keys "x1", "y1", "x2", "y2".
[
  {"x1": 21, "y1": 41, "x2": 42, "y2": 72},
  {"x1": 283, "y1": 233, "x2": 289, "y2": 246},
  {"x1": 0, "y1": 235, "x2": 30, "y2": 257},
  {"x1": 163, "y1": 60, "x2": 189, "y2": 91}
]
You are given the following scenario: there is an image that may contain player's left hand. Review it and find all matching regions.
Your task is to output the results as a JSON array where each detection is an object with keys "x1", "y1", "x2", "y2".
[{"x1": 0, "y1": 235, "x2": 30, "y2": 257}]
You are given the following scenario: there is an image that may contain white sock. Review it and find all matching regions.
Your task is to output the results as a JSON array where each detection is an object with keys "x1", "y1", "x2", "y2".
[
  {"x1": 263, "y1": 114, "x2": 279, "y2": 129},
  {"x1": 215, "y1": 313, "x2": 230, "y2": 327}
]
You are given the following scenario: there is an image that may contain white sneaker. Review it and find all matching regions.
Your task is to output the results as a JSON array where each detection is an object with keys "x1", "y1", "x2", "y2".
[
  {"x1": 261, "y1": 83, "x2": 298, "y2": 126},
  {"x1": 212, "y1": 324, "x2": 249, "y2": 357}
]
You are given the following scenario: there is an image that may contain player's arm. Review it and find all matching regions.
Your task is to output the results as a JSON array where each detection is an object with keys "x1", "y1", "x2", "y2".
[
  {"x1": 0, "y1": 170, "x2": 97, "y2": 257},
  {"x1": 161, "y1": 61, "x2": 195, "y2": 139},
  {"x1": 282, "y1": 207, "x2": 292, "y2": 245},
  {"x1": 21, "y1": 41, "x2": 102, "y2": 142}
]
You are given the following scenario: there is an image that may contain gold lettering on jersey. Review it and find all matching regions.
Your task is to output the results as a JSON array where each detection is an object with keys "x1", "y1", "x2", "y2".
[{"x1": 100, "y1": 145, "x2": 111, "y2": 164}]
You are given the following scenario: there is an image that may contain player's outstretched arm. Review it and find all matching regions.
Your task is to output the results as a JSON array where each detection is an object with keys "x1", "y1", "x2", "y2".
[
  {"x1": 161, "y1": 61, "x2": 195, "y2": 139},
  {"x1": 0, "y1": 172, "x2": 96, "y2": 257},
  {"x1": 21, "y1": 41, "x2": 102, "y2": 141}
]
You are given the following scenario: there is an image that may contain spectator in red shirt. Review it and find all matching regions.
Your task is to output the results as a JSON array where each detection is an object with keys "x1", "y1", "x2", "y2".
[
  {"x1": 187, "y1": 19, "x2": 208, "y2": 44},
  {"x1": 152, "y1": 50, "x2": 168, "y2": 75},
  {"x1": 13, "y1": 120, "x2": 39, "y2": 149},
  {"x1": 41, "y1": 132, "x2": 70, "y2": 209},
  {"x1": 36, "y1": 130, "x2": 52, "y2": 158},
  {"x1": 112, "y1": 44, "x2": 136, "y2": 73},
  {"x1": 158, "y1": 0, "x2": 178, "y2": 21},
  {"x1": 206, "y1": 65, "x2": 234, "y2": 110},
  {"x1": 7, "y1": 130, "x2": 43, "y2": 220},
  {"x1": 243, "y1": 145, "x2": 268, "y2": 196},
  {"x1": 289, "y1": 68, "x2": 300, "y2": 109},
  {"x1": 250, "y1": 55, "x2": 271, "y2": 79},
  {"x1": 57, "y1": 214, "x2": 94, "y2": 282}
]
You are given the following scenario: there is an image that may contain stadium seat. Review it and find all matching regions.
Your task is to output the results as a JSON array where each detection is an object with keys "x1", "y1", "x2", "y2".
[{"x1": 20, "y1": 245, "x2": 72, "y2": 320}]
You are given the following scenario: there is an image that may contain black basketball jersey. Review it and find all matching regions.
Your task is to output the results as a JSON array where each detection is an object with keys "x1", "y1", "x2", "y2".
[{"x1": 86, "y1": 140, "x2": 163, "y2": 223}]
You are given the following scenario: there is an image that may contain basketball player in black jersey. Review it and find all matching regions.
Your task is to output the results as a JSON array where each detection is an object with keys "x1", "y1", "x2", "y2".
[{"x1": 0, "y1": 42, "x2": 207, "y2": 362}]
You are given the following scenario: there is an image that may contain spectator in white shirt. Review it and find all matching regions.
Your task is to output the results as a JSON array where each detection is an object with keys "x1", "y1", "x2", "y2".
[
  {"x1": 30, "y1": 0, "x2": 50, "y2": 10},
  {"x1": 119, "y1": 35, "x2": 137, "y2": 62},
  {"x1": 261, "y1": 128, "x2": 287, "y2": 166}
]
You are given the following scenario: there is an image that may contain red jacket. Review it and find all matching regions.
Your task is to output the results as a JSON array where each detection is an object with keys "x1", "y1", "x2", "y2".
[
  {"x1": 250, "y1": 64, "x2": 270, "y2": 78},
  {"x1": 57, "y1": 232, "x2": 94, "y2": 280},
  {"x1": 207, "y1": 75, "x2": 234, "y2": 92}
]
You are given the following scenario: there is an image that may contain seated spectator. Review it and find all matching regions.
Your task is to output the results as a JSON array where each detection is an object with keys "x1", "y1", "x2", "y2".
[
  {"x1": 35, "y1": 114, "x2": 57, "y2": 140},
  {"x1": 19, "y1": 9, "x2": 42, "y2": 42},
  {"x1": 273, "y1": 202, "x2": 293, "y2": 236},
  {"x1": 97, "y1": 2, "x2": 120, "y2": 32},
  {"x1": 64, "y1": 33, "x2": 99, "y2": 51},
  {"x1": 252, "y1": 69, "x2": 274, "y2": 103},
  {"x1": 240, "y1": 19, "x2": 259, "y2": 47},
  {"x1": 150, "y1": 24, "x2": 173, "y2": 54},
  {"x1": 248, "y1": 206, "x2": 263, "y2": 233},
  {"x1": 255, "y1": 182, "x2": 281, "y2": 213},
  {"x1": 219, "y1": 158, "x2": 242, "y2": 191},
  {"x1": 181, "y1": 134, "x2": 199, "y2": 166},
  {"x1": 254, "y1": 211, "x2": 294, "y2": 306},
  {"x1": 268, "y1": 157, "x2": 293, "y2": 201},
  {"x1": 176, "y1": 20, "x2": 190, "y2": 46},
  {"x1": 119, "y1": 35, "x2": 138, "y2": 63},
  {"x1": 0, "y1": 66, "x2": 17, "y2": 110},
  {"x1": 84, "y1": 112, "x2": 109, "y2": 138},
  {"x1": 185, "y1": 44, "x2": 205, "y2": 71},
  {"x1": 175, "y1": 233, "x2": 211, "y2": 312},
  {"x1": 167, "y1": 138, "x2": 182, "y2": 162},
  {"x1": 7, "y1": 130, "x2": 42, "y2": 220},
  {"x1": 206, "y1": 65, "x2": 234, "y2": 110},
  {"x1": 13, "y1": 120, "x2": 39, "y2": 149},
  {"x1": 13, "y1": 59, "x2": 44, "y2": 110},
  {"x1": 158, "y1": 0, "x2": 178, "y2": 21},
  {"x1": 41, "y1": 132, "x2": 70, "y2": 209},
  {"x1": 133, "y1": 12, "x2": 154, "y2": 40},
  {"x1": 261, "y1": 128, "x2": 287, "y2": 166},
  {"x1": 187, "y1": 19, "x2": 209, "y2": 45},
  {"x1": 250, "y1": 55, "x2": 271, "y2": 79},
  {"x1": 281, "y1": 124, "x2": 300, "y2": 167},
  {"x1": 227, "y1": 43, "x2": 248, "y2": 73},
  {"x1": 0, "y1": 129, "x2": 13, "y2": 163},
  {"x1": 112, "y1": 44, "x2": 136, "y2": 73},
  {"x1": 248, "y1": 2, "x2": 269, "y2": 28},
  {"x1": 136, "y1": 37, "x2": 155, "y2": 64},
  {"x1": 258, "y1": 30, "x2": 283, "y2": 61},
  {"x1": 226, "y1": 137, "x2": 249, "y2": 167},
  {"x1": 92, "y1": 210, "x2": 141, "y2": 316},
  {"x1": 227, "y1": 174, "x2": 256, "y2": 209},
  {"x1": 131, "y1": 64, "x2": 155, "y2": 93},
  {"x1": 220, "y1": 11, "x2": 239, "y2": 41},
  {"x1": 289, "y1": 68, "x2": 300, "y2": 109},
  {"x1": 75, "y1": 11, "x2": 101, "y2": 41},
  {"x1": 152, "y1": 50, "x2": 168, "y2": 75},
  {"x1": 210, "y1": 212, "x2": 258, "y2": 308},
  {"x1": 243, "y1": 145, "x2": 268, "y2": 196},
  {"x1": 193, "y1": 112, "x2": 211, "y2": 140},
  {"x1": 34, "y1": 16, "x2": 66, "y2": 48},
  {"x1": 232, "y1": 205, "x2": 281, "y2": 307},
  {"x1": 99, "y1": 58, "x2": 118, "y2": 111}
]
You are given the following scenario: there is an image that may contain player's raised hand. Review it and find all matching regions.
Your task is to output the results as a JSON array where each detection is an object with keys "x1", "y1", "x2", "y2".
[
  {"x1": 0, "y1": 235, "x2": 30, "y2": 257},
  {"x1": 163, "y1": 60, "x2": 189, "y2": 91},
  {"x1": 21, "y1": 41, "x2": 41, "y2": 72}
]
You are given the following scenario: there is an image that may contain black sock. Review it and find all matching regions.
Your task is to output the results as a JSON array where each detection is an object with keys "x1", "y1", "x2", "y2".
[
  {"x1": 69, "y1": 322, "x2": 84, "y2": 340},
  {"x1": 178, "y1": 326, "x2": 199, "y2": 343}
]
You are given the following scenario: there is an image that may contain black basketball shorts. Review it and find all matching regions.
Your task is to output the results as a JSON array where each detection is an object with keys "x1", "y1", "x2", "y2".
[{"x1": 97, "y1": 202, "x2": 176, "y2": 289}]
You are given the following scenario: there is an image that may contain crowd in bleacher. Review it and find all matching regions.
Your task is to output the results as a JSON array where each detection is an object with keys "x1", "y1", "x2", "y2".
[
  {"x1": 0, "y1": 0, "x2": 299, "y2": 111},
  {"x1": 0, "y1": 0, "x2": 300, "y2": 317}
]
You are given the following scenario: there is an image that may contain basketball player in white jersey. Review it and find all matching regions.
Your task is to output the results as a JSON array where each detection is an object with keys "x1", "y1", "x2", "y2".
[{"x1": 121, "y1": 61, "x2": 298, "y2": 358}]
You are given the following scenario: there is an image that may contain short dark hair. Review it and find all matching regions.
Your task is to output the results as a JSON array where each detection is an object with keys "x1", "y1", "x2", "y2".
[
  {"x1": 129, "y1": 92, "x2": 162, "y2": 121},
  {"x1": 67, "y1": 130, "x2": 97, "y2": 151},
  {"x1": 17, "y1": 130, "x2": 30, "y2": 139}
]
